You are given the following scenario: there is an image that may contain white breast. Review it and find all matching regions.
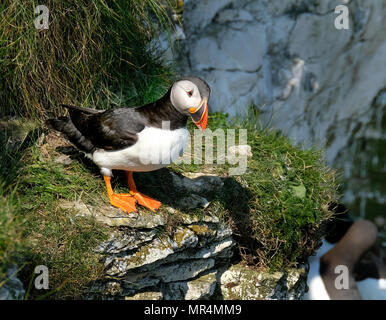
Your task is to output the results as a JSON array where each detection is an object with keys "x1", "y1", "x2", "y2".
[{"x1": 92, "y1": 126, "x2": 189, "y2": 174}]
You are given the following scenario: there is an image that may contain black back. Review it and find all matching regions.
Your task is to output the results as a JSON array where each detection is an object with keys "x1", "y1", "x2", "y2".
[
  {"x1": 49, "y1": 77, "x2": 211, "y2": 153},
  {"x1": 66, "y1": 88, "x2": 188, "y2": 151}
]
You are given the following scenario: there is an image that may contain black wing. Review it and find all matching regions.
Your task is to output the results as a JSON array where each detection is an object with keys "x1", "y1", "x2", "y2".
[{"x1": 69, "y1": 107, "x2": 147, "y2": 151}]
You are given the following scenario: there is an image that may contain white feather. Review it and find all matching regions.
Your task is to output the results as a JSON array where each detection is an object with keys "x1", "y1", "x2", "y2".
[{"x1": 92, "y1": 126, "x2": 188, "y2": 175}]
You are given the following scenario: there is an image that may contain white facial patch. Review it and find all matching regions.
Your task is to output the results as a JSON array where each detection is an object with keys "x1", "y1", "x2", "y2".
[{"x1": 170, "y1": 80, "x2": 202, "y2": 114}]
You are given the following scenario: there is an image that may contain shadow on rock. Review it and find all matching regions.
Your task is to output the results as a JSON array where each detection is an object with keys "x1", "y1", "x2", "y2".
[{"x1": 55, "y1": 146, "x2": 261, "y2": 265}]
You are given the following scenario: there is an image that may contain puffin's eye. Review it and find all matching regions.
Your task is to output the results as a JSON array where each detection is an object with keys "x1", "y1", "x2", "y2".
[{"x1": 187, "y1": 90, "x2": 193, "y2": 97}]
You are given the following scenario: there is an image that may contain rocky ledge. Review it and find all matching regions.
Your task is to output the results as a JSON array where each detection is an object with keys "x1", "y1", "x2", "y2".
[{"x1": 60, "y1": 171, "x2": 307, "y2": 300}]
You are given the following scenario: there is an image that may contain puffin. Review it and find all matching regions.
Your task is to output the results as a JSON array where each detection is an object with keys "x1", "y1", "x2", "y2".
[
  {"x1": 47, "y1": 77, "x2": 211, "y2": 213},
  {"x1": 305, "y1": 203, "x2": 386, "y2": 300}
]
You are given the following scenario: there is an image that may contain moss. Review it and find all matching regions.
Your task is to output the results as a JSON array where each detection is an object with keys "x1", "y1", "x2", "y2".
[
  {"x1": 0, "y1": 195, "x2": 24, "y2": 281},
  {"x1": 172, "y1": 227, "x2": 196, "y2": 248},
  {"x1": 0, "y1": 120, "x2": 39, "y2": 281},
  {"x1": 188, "y1": 224, "x2": 213, "y2": 237},
  {"x1": 128, "y1": 245, "x2": 152, "y2": 268},
  {"x1": 222, "y1": 263, "x2": 305, "y2": 300}
]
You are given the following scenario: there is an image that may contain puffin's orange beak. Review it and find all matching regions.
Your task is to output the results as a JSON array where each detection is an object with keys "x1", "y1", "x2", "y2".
[{"x1": 189, "y1": 97, "x2": 208, "y2": 130}]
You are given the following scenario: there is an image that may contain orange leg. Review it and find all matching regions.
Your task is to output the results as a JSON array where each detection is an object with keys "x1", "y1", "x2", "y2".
[
  {"x1": 126, "y1": 171, "x2": 162, "y2": 212},
  {"x1": 104, "y1": 176, "x2": 137, "y2": 213}
]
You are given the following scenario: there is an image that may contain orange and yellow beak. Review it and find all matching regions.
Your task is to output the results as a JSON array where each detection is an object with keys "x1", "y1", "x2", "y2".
[{"x1": 189, "y1": 97, "x2": 208, "y2": 130}]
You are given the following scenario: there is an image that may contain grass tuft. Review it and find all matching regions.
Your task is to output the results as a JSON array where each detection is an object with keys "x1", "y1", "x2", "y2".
[
  {"x1": 173, "y1": 109, "x2": 338, "y2": 270},
  {"x1": 8, "y1": 134, "x2": 110, "y2": 299},
  {"x1": 0, "y1": 0, "x2": 174, "y2": 119}
]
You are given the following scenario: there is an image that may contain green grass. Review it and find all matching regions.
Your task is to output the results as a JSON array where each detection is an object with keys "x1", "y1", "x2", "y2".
[
  {"x1": 0, "y1": 118, "x2": 37, "y2": 281},
  {"x1": 3, "y1": 135, "x2": 111, "y2": 299},
  {"x1": 172, "y1": 110, "x2": 338, "y2": 269},
  {"x1": 0, "y1": 118, "x2": 109, "y2": 299},
  {"x1": 0, "y1": 0, "x2": 174, "y2": 119},
  {"x1": 0, "y1": 192, "x2": 24, "y2": 282}
]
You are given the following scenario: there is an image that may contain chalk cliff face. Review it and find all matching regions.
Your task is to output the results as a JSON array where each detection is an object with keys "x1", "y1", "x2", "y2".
[{"x1": 174, "y1": 0, "x2": 386, "y2": 225}]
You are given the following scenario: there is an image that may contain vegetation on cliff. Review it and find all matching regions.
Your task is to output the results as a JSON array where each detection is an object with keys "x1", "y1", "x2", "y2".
[
  {"x1": 0, "y1": 0, "x2": 173, "y2": 118},
  {"x1": 0, "y1": 0, "x2": 338, "y2": 299}
]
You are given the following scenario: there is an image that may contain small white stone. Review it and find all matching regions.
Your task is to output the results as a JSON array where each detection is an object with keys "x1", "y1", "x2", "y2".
[{"x1": 227, "y1": 145, "x2": 252, "y2": 157}]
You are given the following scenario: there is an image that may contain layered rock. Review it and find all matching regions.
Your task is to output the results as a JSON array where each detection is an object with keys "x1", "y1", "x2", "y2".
[
  {"x1": 64, "y1": 171, "x2": 235, "y2": 300},
  {"x1": 61, "y1": 171, "x2": 308, "y2": 300},
  {"x1": 89, "y1": 218, "x2": 234, "y2": 300},
  {"x1": 220, "y1": 264, "x2": 307, "y2": 300}
]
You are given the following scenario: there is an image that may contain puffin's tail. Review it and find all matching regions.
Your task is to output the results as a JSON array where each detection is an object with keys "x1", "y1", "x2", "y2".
[
  {"x1": 46, "y1": 117, "x2": 95, "y2": 153},
  {"x1": 60, "y1": 104, "x2": 102, "y2": 115},
  {"x1": 46, "y1": 116, "x2": 69, "y2": 132}
]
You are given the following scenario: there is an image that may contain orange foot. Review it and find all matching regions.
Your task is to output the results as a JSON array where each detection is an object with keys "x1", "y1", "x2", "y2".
[
  {"x1": 130, "y1": 191, "x2": 161, "y2": 212},
  {"x1": 109, "y1": 193, "x2": 137, "y2": 213},
  {"x1": 104, "y1": 176, "x2": 137, "y2": 213},
  {"x1": 126, "y1": 171, "x2": 162, "y2": 212}
]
